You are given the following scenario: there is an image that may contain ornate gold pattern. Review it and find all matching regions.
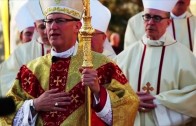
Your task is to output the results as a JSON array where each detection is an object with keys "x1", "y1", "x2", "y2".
[
  {"x1": 0, "y1": 49, "x2": 139, "y2": 126},
  {"x1": 44, "y1": 7, "x2": 81, "y2": 19},
  {"x1": 142, "y1": 82, "x2": 154, "y2": 94},
  {"x1": 61, "y1": 105, "x2": 85, "y2": 125},
  {"x1": 28, "y1": 55, "x2": 52, "y2": 90},
  {"x1": 80, "y1": 0, "x2": 94, "y2": 67},
  {"x1": 108, "y1": 81, "x2": 139, "y2": 126}
]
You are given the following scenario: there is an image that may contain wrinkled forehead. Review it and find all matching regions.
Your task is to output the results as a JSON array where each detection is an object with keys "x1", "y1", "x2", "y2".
[{"x1": 144, "y1": 8, "x2": 168, "y2": 16}]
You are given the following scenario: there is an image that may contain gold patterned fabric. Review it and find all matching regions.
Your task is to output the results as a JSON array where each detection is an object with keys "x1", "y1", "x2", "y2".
[
  {"x1": 0, "y1": 47, "x2": 139, "y2": 126},
  {"x1": 39, "y1": 0, "x2": 84, "y2": 19}
]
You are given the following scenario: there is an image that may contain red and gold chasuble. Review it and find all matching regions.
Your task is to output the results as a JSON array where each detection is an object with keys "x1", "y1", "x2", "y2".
[{"x1": 0, "y1": 48, "x2": 139, "y2": 126}]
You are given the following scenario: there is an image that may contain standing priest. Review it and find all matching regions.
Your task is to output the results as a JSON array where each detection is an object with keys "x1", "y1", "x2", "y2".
[
  {"x1": 124, "y1": 0, "x2": 196, "y2": 52},
  {"x1": 116, "y1": 0, "x2": 196, "y2": 125},
  {"x1": 0, "y1": 0, "x2": 139, "y2": 126}
]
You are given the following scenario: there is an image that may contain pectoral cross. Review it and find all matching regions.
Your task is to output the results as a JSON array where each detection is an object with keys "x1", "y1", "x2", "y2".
[
  {"x1": 142, "y1": 82, "x2": 154, "y2": 94},
  {"x1": 54, "y1": 76, "x2": 62, "y2": 86}
]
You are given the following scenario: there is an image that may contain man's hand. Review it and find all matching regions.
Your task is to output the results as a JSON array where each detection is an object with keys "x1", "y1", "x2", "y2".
[
  {"x1": 33, "y1": 88, "x2": 71, "y2": 112},
  {"x1": 80, "y1": 68, "x2": 100, "y2": 96},
  {"x1": 137, "y1": 92, "x2": 156, "y2": 112}
]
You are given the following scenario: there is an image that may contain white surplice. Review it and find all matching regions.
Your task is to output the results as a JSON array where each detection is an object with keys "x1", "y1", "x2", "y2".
[{"x1": 116, "y1": 32, "x2": 196, "y2": 126}]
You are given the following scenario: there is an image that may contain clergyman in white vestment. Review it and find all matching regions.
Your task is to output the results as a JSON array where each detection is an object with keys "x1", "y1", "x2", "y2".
[
  {"x1": 116, "y1": 0, "x2": 196, "y2": 125},
  {"x1": 124, "y1": 0, "x2": 196, "y2": 52}
]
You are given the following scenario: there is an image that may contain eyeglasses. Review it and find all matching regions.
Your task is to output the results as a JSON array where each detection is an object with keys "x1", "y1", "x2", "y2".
[
  {"x1": 142, "y1": 14, "x2": 169, "y2": 23},
  {"x1": 44, "y1": 18, "x2": 80, "y2": 25}
]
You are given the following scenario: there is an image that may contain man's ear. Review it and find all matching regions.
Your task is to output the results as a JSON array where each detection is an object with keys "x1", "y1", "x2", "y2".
[{"x1": 75, "y1": 21, "x2": 82, "y2": 32}]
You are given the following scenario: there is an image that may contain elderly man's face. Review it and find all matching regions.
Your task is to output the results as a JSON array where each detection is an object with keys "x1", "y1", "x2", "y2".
[
  {"x1": 143, "y1": 9, "x2": 170, "y2": 40},
  {"x1": 34, "y1": 20, "x2": 49, "y2": 45},
  {"x1": 172, "y1": 0, "x2": 190, "y2": 16},
  {"x1": 45, "y1": 13, "x2": 81, "y2": 52}
]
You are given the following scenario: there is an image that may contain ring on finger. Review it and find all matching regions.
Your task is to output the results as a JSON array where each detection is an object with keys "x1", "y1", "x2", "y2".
[
  {"x1": 55, "y1": 102, "x2": 58, "y2": 107},
  {"x1": 141, "y1": 107, "x2": 146, "y2": 112}
]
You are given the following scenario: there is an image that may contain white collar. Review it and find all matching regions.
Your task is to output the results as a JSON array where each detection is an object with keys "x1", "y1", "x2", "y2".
[
  {"x1": 142, "y1": 32, "x2": 176, "y2": 46},
  {"x1": 142, "y1": 33, "x2": 166, "y2": 46},
  {"x1": 51, "y1": 42, "x2": 78, "y2": 58},
  {"x1": 171, "y1": 11, "x2": 192, "y2": 19}
]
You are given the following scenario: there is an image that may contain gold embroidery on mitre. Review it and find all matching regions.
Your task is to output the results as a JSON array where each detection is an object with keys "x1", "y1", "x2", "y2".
[
  {"x1": 54, "y1": 0, "x2": 61, "y2": 4},
  {"x1": 44, "y1": 7, "x2": 81, "y2": 19},
  {"x1": 142, "y1": 82, "x2": 154, "y2": 94}
]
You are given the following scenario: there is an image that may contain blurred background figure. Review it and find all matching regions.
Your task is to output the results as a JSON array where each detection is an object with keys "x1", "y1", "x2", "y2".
[
  {"x1": 14, "y1": 1, "x2": 35, "y2": 44},
  {"x1": 19, "y1": 27, "x2": 34, "y2": 43},
  {"x1": 0, "y1": 0, "x2": 50, "y2": 97},
  {"x1": 86, "y1": 0, "x2": 116, "y2": 59},
  {"x1": 109, "y1": 32, "x2": 121, "y2": 54},
  {"x1": 100, "y1": 0, "x2": 143, "y2": 53},
  {"x1": 190, "y1": 0, "x2": 196, "y2": 15},
  {"x1": 124, "y1": 0, "x2": 196, "y2": 52},
  {"x1": 169, "y1": 0, "x2": 196, "y2": 51},
  {"x1": 172, "y1": 0, "x2": 191, "y2": 17},
  {"x1": 106, "y1": 30, "x2": 112, "y2": 41}
]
